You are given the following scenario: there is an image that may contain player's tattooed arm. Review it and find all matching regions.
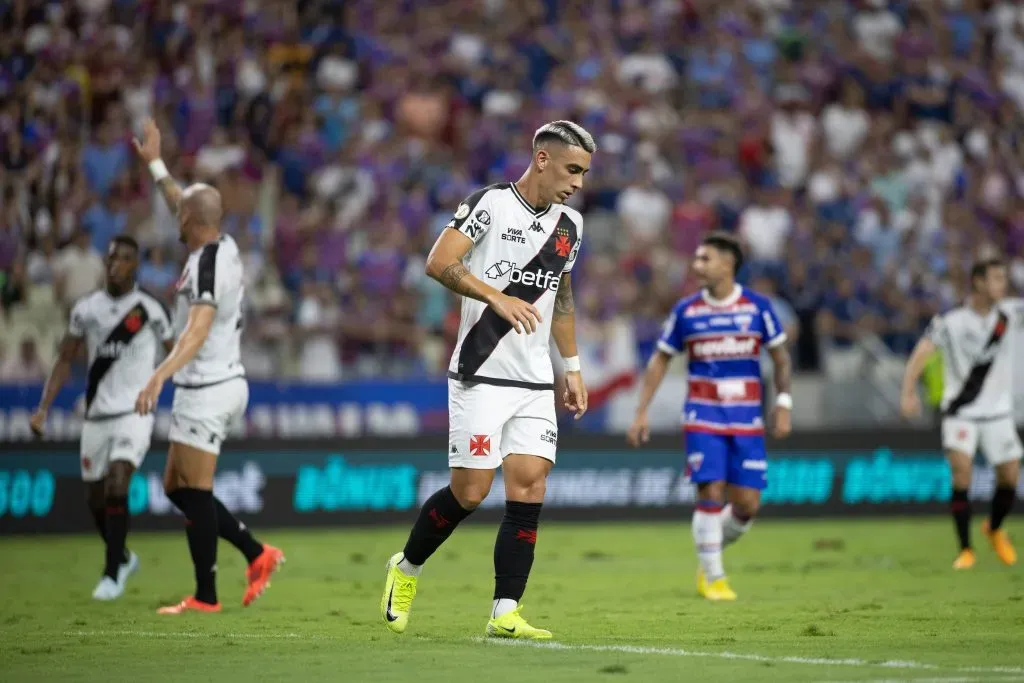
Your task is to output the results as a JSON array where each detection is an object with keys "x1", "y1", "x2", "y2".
[
  {"x1": 768, "y1": 345, "x2": 792, "y2": 396},
  {"x1": 156, "y1": 177, "x2": 183, "y2": 216},
  {"x1": 437, "y1": 263, "x2": 476, "y2": 298},
  {"x1": 553, "y1": 273, "x2": 575, "y2": 318}
]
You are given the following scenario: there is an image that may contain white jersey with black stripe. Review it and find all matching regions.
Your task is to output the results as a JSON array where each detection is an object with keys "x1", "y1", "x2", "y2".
[
  {"x1": 445, "y1": 183, "x2": 583, "y2": 389},
  {"x1": 68, "y1": 286, "x2": 173, "y2": 419},
  {"x1": 172, "y1": 234, "x2": 246, "y2": 387},
  {"x1": 925, "y1": 298, "x2": 1024, "y2": 420}
]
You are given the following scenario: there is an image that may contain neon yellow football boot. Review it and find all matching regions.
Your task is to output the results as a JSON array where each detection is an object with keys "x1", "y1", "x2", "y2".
[
  {"x1": 485, "y1": 605, "x2": 552, "y2": 640},
  {"x1": 380, "y1": 552, "x2": 418, "y2": 634},
  {"x1": 697, "y1": 568, "x2": 737, "y2": 601}
]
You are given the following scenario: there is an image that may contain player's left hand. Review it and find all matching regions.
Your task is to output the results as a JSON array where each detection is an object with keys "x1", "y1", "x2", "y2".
[
  {"x1": 771, "y1": 406, "x2": 792, "y2": 439},
  {"x1": 563, "y1": 371, "x2": 588, "y2": 420},
  {"x1": 135, "y1": 375, "x2": 164, "y2": 416}
]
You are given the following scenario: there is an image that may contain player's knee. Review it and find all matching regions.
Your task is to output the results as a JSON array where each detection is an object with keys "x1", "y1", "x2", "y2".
[
  {"x1": 732, "y1": 499, "x2": 760, "y2": 520},
  {"x1": 451, "y1": 483, "x2": 489, "y2": 510},
  {"x1": 106, "y1": 462, "x2": 134, "y2": 498},
  {"x1": 506, "y1": 476, "x2": 546, "y2": 504}
]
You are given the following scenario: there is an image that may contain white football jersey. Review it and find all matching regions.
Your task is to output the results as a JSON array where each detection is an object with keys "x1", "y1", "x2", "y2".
[
  {"x1": 68, "y1": 287, "x2": 173, "y2": 419},
  {"x1": 446, "y1": 182, "x2": 583, "y2": 389},
  {"x1": 925, "y1": 298, "x2": 1024, "y2": 420},
  {"x1": 173, "y1": 234, "x2": 246, "y2": 387}
]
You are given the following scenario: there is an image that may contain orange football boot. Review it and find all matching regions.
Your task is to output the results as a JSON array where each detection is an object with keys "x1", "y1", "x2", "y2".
[
  {"x1": 243, "y1": 545, "x2": 286, "y2": 606},
  {"x1": 982, "y1": 520, "x2": 1018, "y2": 566},
  {"x1": 157, "y1": 596, "x2": 222, "y2": 614},
  {"x1": 952, "y1": 548, "x2": 976, "y2": 570}
]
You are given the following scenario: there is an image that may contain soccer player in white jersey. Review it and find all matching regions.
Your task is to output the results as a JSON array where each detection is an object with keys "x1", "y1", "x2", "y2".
[
  {"x1": 31, "y1": 235, "x2": 172, "y2": 600},
  {"x1": 379, "y1": 121, "x2": 594, "y2": 639},
  {"x1": 901, "y1": 258, "x2": 1020, "y2": 569},
  {"x1": 132, "y1": 119, "x2": 284, "y2": 614}
]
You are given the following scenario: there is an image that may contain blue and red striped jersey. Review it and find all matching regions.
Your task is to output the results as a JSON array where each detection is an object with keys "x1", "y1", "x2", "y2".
[{"x1": 657, "y1": 285, "x2": 786, "y2": 436}]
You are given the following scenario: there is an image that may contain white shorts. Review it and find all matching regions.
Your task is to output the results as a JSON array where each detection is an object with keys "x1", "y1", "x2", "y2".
[
  {"x1": 169, "y1": 377, "x2": 248, "y2": 456},
  {"x1": 447, "y1": 379, "x2": 558, "y2": 469},
  {"x1": 80, "y1": 413, "x2": 154, "y2": 482},
  {"x1": 942, "y1": 417, "x2": 1024, "y2": 466}
]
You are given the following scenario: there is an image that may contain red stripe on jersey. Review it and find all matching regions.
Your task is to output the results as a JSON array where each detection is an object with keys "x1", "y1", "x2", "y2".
[
  {"x1": 687, "y1": 378, "x2": 762, "y2": 403},
  {"x1": 684, "y1": 422, "x2": 765, "y2": 436},
  {"x1": 686, "y1": 334, "x2": 761, "y2": 361}
]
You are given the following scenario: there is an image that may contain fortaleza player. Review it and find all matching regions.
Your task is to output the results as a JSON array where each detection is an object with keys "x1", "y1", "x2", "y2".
[
  {"x1": 379, "y1": 121, "x2": 594, "y2": 640},
  {"x1": 132, "y1": 119, "x2": 284, "y2": 614},
  {"x1": 901, "y1": 258, "x2": 1019, "y2": 569},
  {"x1": 627, "y1": 233, "x2": 793, "y2": 601},
  {"x1": 31, "y1": 235, "x2": 172, "y2": 601}
]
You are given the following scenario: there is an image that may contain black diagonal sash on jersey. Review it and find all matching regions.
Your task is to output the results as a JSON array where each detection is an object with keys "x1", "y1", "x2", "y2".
[
  {"x1": 945, "y1": 310, "x2": 1009, "y2": 417},
  {"x1": 453, "y1": 212, "x2": 579, "y2": 385},
  {"x1": 85, "y1": 303, "x2": 151, "y2": 415}
]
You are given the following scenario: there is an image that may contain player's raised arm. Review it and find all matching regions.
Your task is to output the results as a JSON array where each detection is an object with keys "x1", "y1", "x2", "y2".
[
  {"x1": 31, "y1": 331, "x2": 84, "y2": 437},
  {"x1": 552, "y1": 273, "x2": 587, "y2": 419},
  {"x1": 900, "y1": 334, "x2": 938, "y2": 420},
  {"x1": 133, "y1": 118, "x2": 182, "y2": 215},
  {"x1": 424, "y1": 226, "x2": 542, "y2": 335}
]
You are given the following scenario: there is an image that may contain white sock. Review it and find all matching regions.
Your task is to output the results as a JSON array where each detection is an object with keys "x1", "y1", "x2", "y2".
[
  {"x1": 721, "y1": 504, "x2": 753, "y2": 548},
  {"x1": 492, "y1": 598, "x2": 518, "y2": 619},
  {"x1": 692, "y1": 508, "x2": 725, "y2": 580},
  {"x1": 397, "y1": 555, "x2": 422, "y2": 577}
]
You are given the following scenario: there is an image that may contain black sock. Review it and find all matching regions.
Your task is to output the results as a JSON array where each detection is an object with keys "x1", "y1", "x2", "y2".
[
  {"x1": 103, "y1": 496, "x2": 129, "y2": 580},
  {"x1": 213, "y1": 496, "x2": 264, "y2": 564},
  {"x1": 90, "y1": 505, "x2": 106, "y2": 544},
  {"x1": 990, "y1": 486, "x2": 1017, "y2": 531},
  {"x1": 493, "y1": 501, "x2": 542, "y2": 602},
  {"x1": 401, "y1": 486, "x2": 474, "y2": 565},
  {"x1": 168, "y1": 488, "x2": 219, "y2": 605},
  {"x1": 952, "y1": 488, "x2": 971, "y2": 550}
]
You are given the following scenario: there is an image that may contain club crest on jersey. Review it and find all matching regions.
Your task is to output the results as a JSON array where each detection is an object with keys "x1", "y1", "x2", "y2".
[
  {"x1": 734, "y1": 314, "x2": 753, "y2": 331},
  {"x1": 454, "y1": 203, "x2": 470, "y2": 220},
  {"x1": 124, "y1": 307, "x2": 144, "y2": 333},
  {"x1": 554, "y1": 225, "x2": 573, "y2": 257},
  {"x1": 474, "y1": 209, "x2": 491, "y2": 226}
]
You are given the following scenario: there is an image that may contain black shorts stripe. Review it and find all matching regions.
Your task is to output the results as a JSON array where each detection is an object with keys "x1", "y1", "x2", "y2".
[
  {"x1": 446, "y1": 371, "x2": 553, "y2": 390},
  {"x1": 173, "y1": 374, "x2": 245, "y2": 390},
  {"x1": 85, "y1": 304, "x2": 152, "y2": 415},
  {"x1": 456, "y1": 212, "x2": 579, "y2": 378},
  {"x1": 945, "y1": 311, "x2": 1009, "y2": 417},
  {"x1": 197, "y1": 242, "x2": 219, "y2": 299}
]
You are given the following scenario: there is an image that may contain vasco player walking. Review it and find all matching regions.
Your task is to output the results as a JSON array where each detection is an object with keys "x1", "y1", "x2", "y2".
[
  {"x1": 380, "y1": 121, "x2": 594, "y2": 639},
  {"x1": 628, "y1": 233, "x2": 793, "y2": 601},
  {"x1": 132, "y1": 119, "x2": 284, "y2": 614},
  {"x1": 901, "y1": 258, "x2": 1020, "y2": 569},
  {"x1": 32, "y1": 235, "x2": 172, "y2": 601}
]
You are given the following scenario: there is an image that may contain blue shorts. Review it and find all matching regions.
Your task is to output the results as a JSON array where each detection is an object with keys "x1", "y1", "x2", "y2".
[{"x1": 684, "y1": 431, "x2": 768, "y2": 490}]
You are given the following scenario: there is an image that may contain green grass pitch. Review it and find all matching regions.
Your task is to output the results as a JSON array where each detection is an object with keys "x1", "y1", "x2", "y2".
[{"x1": 2, "y1": 518, "x2": 1023, "y2": 682}]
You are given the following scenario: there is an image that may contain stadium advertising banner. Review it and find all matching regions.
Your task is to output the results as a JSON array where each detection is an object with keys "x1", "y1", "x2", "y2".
[
  {"x1": 3, "y1": 432, "x2": 1023, "y2": 535},
  {"x1": 0, "y1": 380, "x2": 449, "y2": 441}
]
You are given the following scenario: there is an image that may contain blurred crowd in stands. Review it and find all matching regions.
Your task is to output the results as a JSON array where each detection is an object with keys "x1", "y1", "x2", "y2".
[{"x1": 1, "y1": 0, "x2": 1023, "y2": 384}]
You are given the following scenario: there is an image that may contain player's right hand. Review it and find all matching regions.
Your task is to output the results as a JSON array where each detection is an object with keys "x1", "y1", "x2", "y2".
[
  {"x1": 488, "y1": 292, "x2": 542, "y2": 334},
  {"x1": 900, "y1": 390, "x2": 921, "y2": 420},
  {"x1": 30, "y1": 409, "x2": 46, "y2": 438},
  {"x1": 627, "y1": 414, "x2": 650, "y2": 447},
  {"x1": 132, "y1": 118, "x2": 162, "y2": 163}
]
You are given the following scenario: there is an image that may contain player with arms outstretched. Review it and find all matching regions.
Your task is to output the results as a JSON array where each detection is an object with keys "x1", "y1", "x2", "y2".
[
  {"x1": 379, "y1": 121, "x2": 594, "y2": 639},
  {"x1": 32, "y1": 235, "x2": 172, "y2": 600},
  {"x1": 901, "y1": 258, "x2": 1019, "y2": 569},
  {"x1": 628, "y1": 233, "x2": 793, "y2": 601},
  {"x1": 132, "y1": 119, "x2": 284, "y2": 614}
]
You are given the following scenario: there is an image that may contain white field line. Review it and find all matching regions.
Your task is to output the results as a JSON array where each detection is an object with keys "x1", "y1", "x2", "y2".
[
  {"x1": 477, "y1": 638, "x2": 1024, "y2": 677},
  {"x1": 63, "y1": 630, "x2": 329, "y2": 640},
  {"x1": 828, "y1": 678, "x2": 1024, "y2": 683}
]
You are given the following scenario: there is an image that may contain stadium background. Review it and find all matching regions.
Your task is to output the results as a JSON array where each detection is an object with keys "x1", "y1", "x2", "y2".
[{"x1": 5, "y1": 0, "x2": 1024, "y2": 532}]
